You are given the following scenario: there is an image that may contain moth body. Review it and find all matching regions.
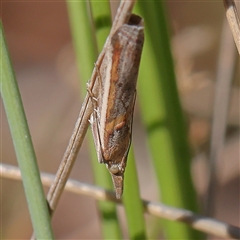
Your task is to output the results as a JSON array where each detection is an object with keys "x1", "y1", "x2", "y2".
[{"x1": 90, "y1": 21, "x2": 144, "y2": 199}]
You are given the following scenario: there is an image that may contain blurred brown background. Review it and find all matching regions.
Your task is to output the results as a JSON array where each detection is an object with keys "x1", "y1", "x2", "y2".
[{"x1": 1, "y1": 1, "x2": 239, "y2": 239}]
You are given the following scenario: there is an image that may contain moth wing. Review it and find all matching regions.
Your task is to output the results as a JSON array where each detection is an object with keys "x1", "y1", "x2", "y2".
[{"x1": 110, "y1": 91, "x2": 136, "y2": 199}]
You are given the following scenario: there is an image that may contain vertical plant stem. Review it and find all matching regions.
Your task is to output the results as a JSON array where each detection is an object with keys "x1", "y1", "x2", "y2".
[
  {"x1": 0, "y1": 22, "x2": 54, "y2": 239},
  {"x1": 92, "y1": 1, "x2": 146, "y2": 240},
  {"x1": 67, "y1": 0, "x2": 97, "y2": 83},
  {"x1": 223, "y1": 0, "x2": 240, "y2": 54},
  {"x1": 123, "y1": 148, "x2": 147, "y2": 240},
  {"x1": 134, "y1": 1, "x2": 203, "y2": 239},
  {"x1": 205, "y1": 18, "x2": 237, "y2": 216},
  {"x1": 67, "y1": 1, "x2": 121, "y2": 238}
]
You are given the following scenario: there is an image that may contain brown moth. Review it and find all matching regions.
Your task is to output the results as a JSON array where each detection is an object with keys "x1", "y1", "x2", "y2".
[{"x1": 89, "y1": 17, "x2": 144, "y2": 199}]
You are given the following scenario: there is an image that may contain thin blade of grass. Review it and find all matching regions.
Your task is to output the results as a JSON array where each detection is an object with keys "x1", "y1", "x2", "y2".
[
  {"x1": 0, "y1": 22, "x2": 54, "y2": 239},
  {"x1": 134, "y1": 1, "x2": 203, "y2": 239},
  {"x1": 123, "y1": 148, "x2": 147, "y2": 240},
  {"x1": 205, "y1": 18, "x2": 237, "y2": 216},
  {"x1": 67, "y1": 1, "x2": 121, "y2": 238},
  {"x1": 67, "y1": 0, "x2": 97, "y2": 84}
]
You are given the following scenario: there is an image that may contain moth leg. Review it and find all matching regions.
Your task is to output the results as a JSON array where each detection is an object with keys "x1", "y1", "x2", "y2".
[
  {"x1": 87, "y1": 81, "x2": 105, "y2": 164},
  {"x1": 86, "y1": 63, "x2": 103, "y2": 114},
  {"x1": 86, "y1": 82, "x2": 98, "y2": 103},
  {"x1": 94, "y1": 62, "x2": 103, "y2": 91},
  {"x1": 86, "y1": 82, "x2": 100, "y2": 117},
  {"x1": 89, "y1": 116, "x2": 105, "y2": 164}
]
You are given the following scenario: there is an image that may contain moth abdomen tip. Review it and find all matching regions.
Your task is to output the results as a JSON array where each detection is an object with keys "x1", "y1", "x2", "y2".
[{"x1": 115, "y1": 189, "x2": 123, "y2": 199}]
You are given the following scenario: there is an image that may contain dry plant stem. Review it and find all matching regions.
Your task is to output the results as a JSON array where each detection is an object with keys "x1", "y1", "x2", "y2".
[
  {"x1": 223, "y1": 0, "x2": 240, "y2": 54},
  {"x1": 205, "y1": 19, "x2": 237, "y2": 216},
  {"x1": 108, "y1": 0, "x2": 135, "y2": 37},
  {"x1": 46, "y1": 0, "x2": 136, "y2": 212},
  {"x1": 1, "y1": 163, "x2": 239, "y2": 240},
  {"x1": 46, "y1": 94, "x2": 93, "y2": 209}
]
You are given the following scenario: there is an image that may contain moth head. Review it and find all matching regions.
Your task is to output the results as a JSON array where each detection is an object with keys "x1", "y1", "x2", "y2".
[
  {"x1": 106, "y1": 161, "x2": 126, "y2": 199},
  {"x1": 108, "y1": 163, "x2": 120, "y2": 174}
]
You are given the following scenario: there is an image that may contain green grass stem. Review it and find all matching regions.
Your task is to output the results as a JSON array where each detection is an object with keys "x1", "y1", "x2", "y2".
[
  {"x1": 134, "y1": 1, "x2": 204, "y2": 239},
  {"x1": 0, "y1": 22, "x2": 54, "y2": 239},
  {"x1": 67, "y1": 1, "x2": 121, "y2": 238},
  {"x1": 123, "y1": 148, "x2": 147, "y2": 240}
]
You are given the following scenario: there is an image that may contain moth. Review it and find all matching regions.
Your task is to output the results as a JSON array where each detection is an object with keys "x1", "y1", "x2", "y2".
[{"x1": 89, "y1": 16, "x2": 144, "y2": 199}]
